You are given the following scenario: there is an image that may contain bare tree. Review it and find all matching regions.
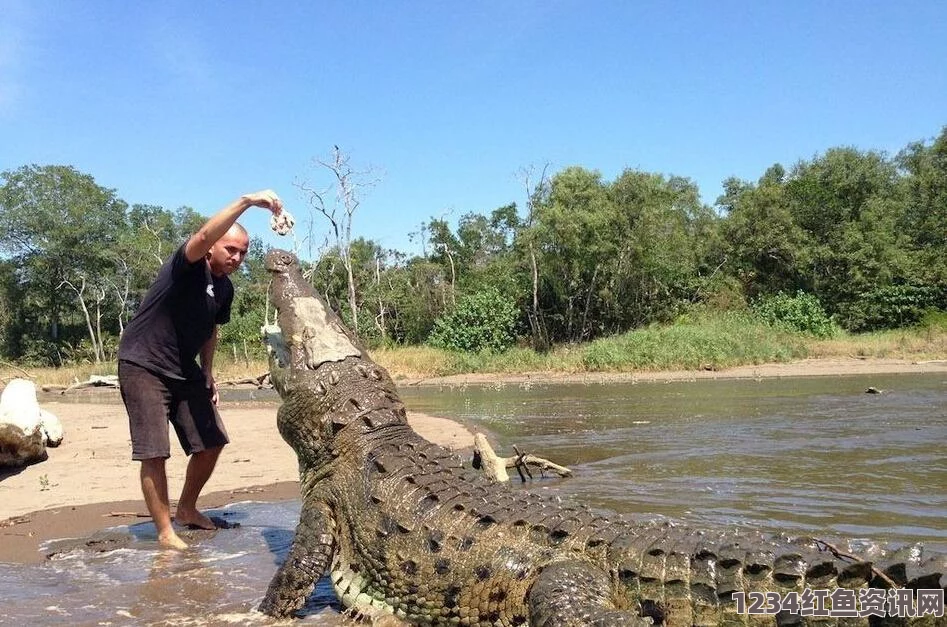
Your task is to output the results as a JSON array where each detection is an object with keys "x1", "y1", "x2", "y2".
[
  {"x1": 296, "y1": 146, "x2": 380, "y2": 335},
  {"x1": 142, "y1": 219, "x2": 165, "y2": 267},
  {"x1": 58, "y1": 274, "x2": 106, "y2": 363},
  {"x1": 93, "y1": 282, "x2": 106, "y2": 359},
  {"x1": 434, "y1": 241, "x2": 457, "y2": 306},
  {"x1": 373, "y1": 251, "x2": 387, "y2": 342},
  {"x1": 105, "y1": 256, "x2": 133, "y2": 338},
  {"x1": 517, "y1": 163, "x2": 551, "y2": 350}
]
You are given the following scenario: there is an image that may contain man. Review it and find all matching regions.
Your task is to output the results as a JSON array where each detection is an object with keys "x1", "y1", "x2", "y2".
[{"x1": 118, "y1": 190, "x2": 283, "y2": 550}]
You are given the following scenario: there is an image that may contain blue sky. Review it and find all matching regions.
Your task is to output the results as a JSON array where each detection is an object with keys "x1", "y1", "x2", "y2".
[{"x1": 2, "y1": 1, "x2": 945, "y2": 256}]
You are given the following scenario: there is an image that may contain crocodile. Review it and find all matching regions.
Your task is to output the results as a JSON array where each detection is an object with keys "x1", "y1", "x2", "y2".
[{"x1": 258, "y1": 248, "x2": 946, "y2": 626}]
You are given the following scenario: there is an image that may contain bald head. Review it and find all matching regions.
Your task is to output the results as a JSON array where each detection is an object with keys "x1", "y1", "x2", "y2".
[
  {"x1": 207, "y1": 223, "x2": 250, "y2": 277},
  {"x1": 229, "y1": 222, "x2": 248, "y2": 239}
]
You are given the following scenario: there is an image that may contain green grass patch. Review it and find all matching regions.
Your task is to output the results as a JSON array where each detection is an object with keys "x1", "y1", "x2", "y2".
[{"x1": 581, "y1": 313, "x2": 808, "y2": 371}]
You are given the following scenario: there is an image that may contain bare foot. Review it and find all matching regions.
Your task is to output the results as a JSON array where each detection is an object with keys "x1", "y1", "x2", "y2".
[
  {"x1": 174, "y1": 507, "x2": 216, "y2": 530},
  {"x1": 157, "y1": 530, "x2": 189, "y2": 550}
]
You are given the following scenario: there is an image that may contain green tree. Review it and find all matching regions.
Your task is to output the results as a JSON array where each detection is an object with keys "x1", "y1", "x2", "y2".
[
  {"x1": 0, "y1": 165, "x2": 128, "y2": 363},
  {"x1": 311, "y1": 237, "x2": 408, "y2": 346},
  {"x1": 718, "y1": 165, "x2": 811, "y2": 299},
  {"x1": 526, "y1": 166, "x2": 715, "y2": 342},
  {"x1": 605, "y1": 170, "x2": 712, "y2": 329},
  {"x1": 413, "y1": 204, "x2": 528, "y2": 345},
  {"x1": 424, "y1": 217, "x2": 462, "y2": 306},
  {"x1": 753, "y1": 291, "x2": 837, "y2": 337},
  {"x1": 897, "y1": 126, "x2": 947, "y2": 305},
  {"x1": 424, "y1": 205, "x2": 525, "y2": 301},
  {"x1": 783, "y1": 147, "x2": 916, "y2": 328},
  {"x1": 381, "y1": 257, "x2": 450, "y2": 345},
  {"x1": 531, "y1": 166, "x2": 612, "y2": 342}
]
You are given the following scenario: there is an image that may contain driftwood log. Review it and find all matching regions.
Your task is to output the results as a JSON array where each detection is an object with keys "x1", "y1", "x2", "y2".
[
  {"x1": 40, "y1": 372, "x2": 272, "y2": 394},
  {"x1": 0, "y1": 378, "x2": 64, "y2": 467},
  {"x1": 217, "y1": 372, "x2": 271, "y2": 388},
  {"x1": 472, "y1": 432, "x2": 572, "y2": 482},
  {"x1": 39, "y1": 375, "x2": 119, "y2": 394}
]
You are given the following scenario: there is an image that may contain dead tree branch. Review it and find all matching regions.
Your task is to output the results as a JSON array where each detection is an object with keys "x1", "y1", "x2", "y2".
[{"x1": 472, "y1": 433, "x2": 572, "y2": 483}]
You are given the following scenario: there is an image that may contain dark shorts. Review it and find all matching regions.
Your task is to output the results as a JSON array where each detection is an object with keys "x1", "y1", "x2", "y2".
[{"x1": 118, "y1": 360, "x2": 229, "y2": 460}]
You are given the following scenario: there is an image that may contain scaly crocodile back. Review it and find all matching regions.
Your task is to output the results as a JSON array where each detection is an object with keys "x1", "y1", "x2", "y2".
[{"x1": 259, "y1": 249, "x2": 947, "y2": 626}]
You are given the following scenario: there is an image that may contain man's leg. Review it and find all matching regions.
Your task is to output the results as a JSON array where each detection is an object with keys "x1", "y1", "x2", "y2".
[
  {"x1": 140, "y1": 457, "x2": 188, "y2": 550},
  {"x1": 119, "y1": 361, "x2": 186, "y2": 550},
  {"x1": 174, "y1": 445, "x2": 223, "y2": 529}
]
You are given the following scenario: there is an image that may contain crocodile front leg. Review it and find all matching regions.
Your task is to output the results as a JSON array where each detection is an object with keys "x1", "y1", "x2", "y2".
[
  {"x1": 528, "y1": 561, "x2": 652, "y2": 626},
  {"x1": 259, "y1": 501, "x2": 336, "y2": 618}
]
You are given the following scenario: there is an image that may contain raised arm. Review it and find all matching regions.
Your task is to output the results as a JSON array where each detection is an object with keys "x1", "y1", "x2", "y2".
[{"x1": 184, "y1": 190, "x2": 283, "y2": 263}]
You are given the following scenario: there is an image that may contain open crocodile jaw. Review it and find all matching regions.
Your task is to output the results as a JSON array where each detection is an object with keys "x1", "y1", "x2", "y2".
[{"x1": 262, "y1": 248, "x2": 363, "y2": 395}]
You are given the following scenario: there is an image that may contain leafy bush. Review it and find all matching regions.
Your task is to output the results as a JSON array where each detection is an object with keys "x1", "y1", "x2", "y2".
[
  {"x1": 753, "y1": 291, "x2": 838, "y2": 338},
  {"x1": 427, "y1": 288, "x2": 519, "y2": 353},
  {"x1": 19, "y1": 338, "x2": 63, "y2": 366},
  {"x1": 838, "y1": 284, "x2": 939, "y2": 332}
]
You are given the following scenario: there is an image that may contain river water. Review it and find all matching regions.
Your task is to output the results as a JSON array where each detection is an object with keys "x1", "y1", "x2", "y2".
[{"x1": 1, "y1": 373, "x2": 944, "y2": 625}]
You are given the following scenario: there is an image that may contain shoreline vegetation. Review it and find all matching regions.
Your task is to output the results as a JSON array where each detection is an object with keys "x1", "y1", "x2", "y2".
[{"x1": 3, "y1": 314, "x2": 945, "y2": 386}]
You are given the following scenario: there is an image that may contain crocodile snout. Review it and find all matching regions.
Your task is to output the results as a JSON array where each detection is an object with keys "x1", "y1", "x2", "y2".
[{"x1": 265, "y1": 249, "x2": 296, "y2": 273}]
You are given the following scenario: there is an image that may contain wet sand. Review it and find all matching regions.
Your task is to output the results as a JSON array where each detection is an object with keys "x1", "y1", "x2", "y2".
[
  {"x1": 0, "y1": 399, "x2": 476, "y2": 564},
  {"x1": 1, "y1": 356, "x2": 944, "y2": 564}
]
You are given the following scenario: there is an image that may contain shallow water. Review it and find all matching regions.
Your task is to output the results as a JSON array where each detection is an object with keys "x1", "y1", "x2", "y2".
[
  {"x1": 1, "y1": 372, "x2": 945, "y2": 625},
  {"x1": 0, "y1": 500, "x2": 346, "y2": 625},
  {"x1": 400, "y1": 372, "x2": 947, "y2": 547}
]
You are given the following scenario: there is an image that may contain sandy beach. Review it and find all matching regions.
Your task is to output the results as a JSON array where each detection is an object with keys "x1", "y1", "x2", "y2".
[
  {"x1": 0, "y1": 396, "x2": 477, "y2": 564},
  {"x1": 1, "y1": 356, "x2": 944, "y2": 565}
]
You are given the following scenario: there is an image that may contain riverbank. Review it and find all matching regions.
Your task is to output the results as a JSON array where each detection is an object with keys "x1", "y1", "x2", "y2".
[
  {"x1": 1, "y1": 356, "x2": 945, "y2": 564},
  {"x1": 0, "y1": 401, "x2": 477, "y2": 564},
  {"x1": 397, "y1": 356, "x2": 947, "y2": 386}
]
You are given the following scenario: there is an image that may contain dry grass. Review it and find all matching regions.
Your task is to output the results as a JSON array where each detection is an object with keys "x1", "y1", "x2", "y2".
[
  {"x1": 0, "y1": 359, "x2": 270, "y2": 388},
  {"x1": 808, "y1": 327, "x2": 947, "y2": 361},
  {"x1": 0, "y1": 362, "x2": 118, "y2": 387},
  {"x1": 214, "y1": 358, "x2": 270, "y2": 382},
  {"x1": 373, "y1": 346, "x2": 454, "y2": 379}
]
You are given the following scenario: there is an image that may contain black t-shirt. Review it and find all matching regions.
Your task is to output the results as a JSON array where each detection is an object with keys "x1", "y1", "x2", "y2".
[{"x1": 118, "y1": 243, "x2": 234, "y2": 380}]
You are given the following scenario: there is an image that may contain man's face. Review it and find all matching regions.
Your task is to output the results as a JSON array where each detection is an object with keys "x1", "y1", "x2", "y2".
[{"x1": 207, "y1": 229, "x2": 250, "y2": 277}]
